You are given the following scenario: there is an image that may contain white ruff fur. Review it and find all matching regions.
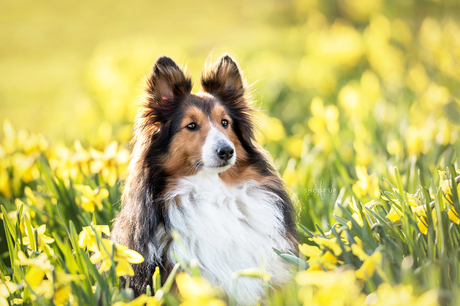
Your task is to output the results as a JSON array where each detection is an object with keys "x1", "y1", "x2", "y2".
[{"x1": 148, "y1": 172, "x2": 292, "y2": 305}]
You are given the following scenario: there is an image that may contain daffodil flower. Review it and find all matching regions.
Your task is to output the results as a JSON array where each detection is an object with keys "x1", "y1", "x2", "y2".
[
  {"x1": 89, "y1": 141, "x2": 129, "y2": 186},
  {"x1": 113, "y1": 294, "x2": 149, "y2": 306},
  {"x1": 299, "y1": 244, "x2": 322, "y2": 257},
  {"x1": 306, "y1": 251, "x2": 340, "y2": 271},
  {"x1": 0, "y1": 276, "x2": 19, "y2": 306},
  {"x1": 349, "y1": 197, "x2": 365, "y2": 227},
  {"x1": 22, "y1": 224, "x2": 55, "y2": 255},
  {"x1": 351, "y1": 244, "x2": 382, "y2": 280},
  {"x1": 16, "y1": 251, "x2": 52, "y2": 290},
  {"x1": 438, "y1": 170, "x2": 452, "y2": 201},
  {"x1": 310, "y1": 237, "x2": 342, "y2": 256},
  {"x1": 352, "y1": 165, "x2": 380, "y2": 198},
  {"x1": 79, "y1": 232, "x2": 144, "y2": 277},
  {"x1": 78, "y1": 225, "x2": 111, "y2": 251},
  {"x1": 448, "y1": 207, "x2": 460, "y2": 225},
  {"x1": 386, "y1": 205, "x2": 402, "y2": 222},
  {"x1": 438, "y1": 170, "x2": 460, "y2": 225},
  {"x1": 176, "y1": 272, "x2": 225, "y2": 306},
  {"x1": 74, "y1": 184, "x2": 109, "y2": 213}
]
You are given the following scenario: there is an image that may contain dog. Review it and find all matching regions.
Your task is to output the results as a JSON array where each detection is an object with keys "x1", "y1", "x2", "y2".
[{"x1": 111, "y1": 54, "x2": 297, "y2": 304}]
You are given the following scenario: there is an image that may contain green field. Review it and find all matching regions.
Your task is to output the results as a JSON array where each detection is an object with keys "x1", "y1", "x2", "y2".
[{"x1": 1, "y1": 0, "x2": 460, "y2": 305}]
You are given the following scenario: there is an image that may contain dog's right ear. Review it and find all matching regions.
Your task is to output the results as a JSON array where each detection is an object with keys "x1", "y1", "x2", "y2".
[{"x1": 145, "y1": 56, "x2": 192, "y2": 110}]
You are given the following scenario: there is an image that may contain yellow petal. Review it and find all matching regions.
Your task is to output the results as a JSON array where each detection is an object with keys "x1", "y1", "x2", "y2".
[
  {"x1": 0, "y1": 297, "x2": 9, "y2": 306},
  {"x1": 356, "y1": 165, "x2": 368, "y2": 181},
  {"x1": 113, "y1": 294, "x2": 147, "y2": 306},
  {"x1": 116, "y1": 259, "x2": 135, "y2": 277},
  {"x1": 319, "y1": 251, "x2": 338, "y2": 270},
  {"x1": 37, "y1": 225, "x2": 46, "y2": 236},
  {"x1": 98, "y1": 188, "x2": 109, "y2": 199},
  {"x1": 355, "y1": 251, "x2": 382, "y2": 280},
  {"x1": 22, "y1": 237, "x2": 30, "y2": 245},
  {"x1": 80, "y1": 200, "x2": 96, "y2": 213},
  {"x1": 54, "y1": 285, "x2": 72, "y2": 306},
  {"x1": 122, "y1": 249, "x2": 144, "y2": 264},
  {"x1": 299, "y1": 244, "x2": 322, "y2": 257},
  {"x1": 25, "y1": 267, "x2": 45, "y2": 289},
  {"x1": 351, "y1": 244, "x2": 369, "y2": 261},
  {"x1": 417, "y1": 219, "x2": 428, "y2": 235},
  {"x1": 311, "y1": 237, "x2": 342, "y2": 256},
  {"x1": 448, "y1": 207, "x2": 460, "y2": 225},
  {"x1": 352, "y1": 212, "x2": 364, "y2": 227},
  {"x1": 176, "y1": 272, "x2": 215, "y2": 300},
  {"x1": 40, "y1": 234, "x2": 55, "y2": 244},
  {"x1": 386, "y1": 206, "x2": 401, "y2": 222},
  {"x1": 90, "y1": 252, "x2": 103, "y2": 265}
]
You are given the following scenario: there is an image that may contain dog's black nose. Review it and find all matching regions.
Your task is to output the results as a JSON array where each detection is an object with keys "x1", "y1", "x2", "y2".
[{"x1": 216, "y1": 146, "x2": 234, "y2": 161}]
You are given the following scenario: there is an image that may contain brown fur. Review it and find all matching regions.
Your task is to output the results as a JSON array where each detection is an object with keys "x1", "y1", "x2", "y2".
[{"x1": 111, "y1": 54, "x2": 298, "y2": 296}]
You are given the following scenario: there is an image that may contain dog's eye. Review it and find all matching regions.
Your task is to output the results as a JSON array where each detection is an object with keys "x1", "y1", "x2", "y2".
[
  {"x1": 221, "y1": 119, "x2": 229, "y2": 128},
  {"x1": 186, "y1": 122, "x2": 197, "y2": 130}
]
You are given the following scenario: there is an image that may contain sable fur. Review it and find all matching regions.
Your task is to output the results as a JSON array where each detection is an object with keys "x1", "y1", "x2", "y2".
[{"x1": 111, "y1": 54, "x2": 297, "y2": 297}]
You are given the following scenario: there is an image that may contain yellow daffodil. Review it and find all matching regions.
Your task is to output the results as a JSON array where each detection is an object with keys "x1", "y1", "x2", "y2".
[
  {"x1": 352, "y1": 165, "x2": 381, "y2": 198},
  {"x1": 282, "y1": 158, "x2": 297, "y2": 186},
  {"x1": 310, "y1": 237, "x2": 342, "y2": 256},
  {"x1": 78, "y1": 225, "x2": 111, "y2": 251},
  {"x1": 349, "y1": 197, "x2": 366, "y2": 227},
  {"x1": 406, "y1": 192, "x2": 422, "y2": 207},
  {"x1": 296, "y1": 270, "x2": 363, "y2": 305},
  {"x1": 417, "y1": 218, "x2": 428, "y2": 235},
  {"x1": 307, "y1": 251, "x2": 339, "y2": 271},
  {"x1": 386, "y1": 204, "x2": 430, "y2": 234},
  {"x1": 176, "y1": 272, "x2": 225, "y2": 306},
  {"x1": 112, "y1": 293, "x2": 161, "y2": 306},
  {"x1": 356, "y1": 252, "x2": 382, "y2": 280},
  {"x1": 438, "y1": 170, "x2": 460, "y2": 225},
  {"x1": 0, "y1": 168, "x2": 12, "y2": 198},
  {"x1": 299, "y1": 244, "x2": 322, "y2": 257},
  {"x1": 438, "y1": 170, "x2": 453, "y2": 203},
  {"x1": 79, "y1": 232, "x2": 144, "y2": 277},
  {"x1": 22, "y1": 224, "x2": 55, "y2": 255},
  {"x1": 448, "y1": 207, "x2": 460, "y2": 225},
  {"x1": 0, "y1": 277, "x2": 19, "y2": 306},
  {"x1": 351, "y1": 244, "x2": 382, "y2": 280},
  {"x1": 24, "y1": 186, "x2": 45, "y2": 209},
  {"x1": 72, "y1": 140, "x2": 91, "y2": 175},
  {"x1": 89, "y1": 141, "x2": 130, "y2": 186},
  {"x1": 52, "y1": 272, "x2": 83, "y2": 306},
  {"x1": 113, "y1": 294, "x2": 148, "y2": 306},
  {"x1": 74, "y1": 184, "x2": 109, "y2": 213},
  {"x1": 386, "y1": 205, "x2": 402, "y2": 222},
  {"x1": 0, "y1": 209, "x2": 18, "y2": 226},
  {"x1": 307, "y1": 97, "x2": 339, "y2": 153},
  {"x1": 372, "y1": 283, "x2": 438, "y2": 306},
  {"x1": 54, "y1": 285, "x2": 73, "y2": 306},
  {"x1": 16, "y1": 251, "x2": 52, "y2": 290}
]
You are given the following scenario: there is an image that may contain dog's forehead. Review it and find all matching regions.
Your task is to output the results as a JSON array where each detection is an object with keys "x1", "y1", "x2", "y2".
[{"x1": 183, "y1": 92, "x2": 227, "y2": 118}]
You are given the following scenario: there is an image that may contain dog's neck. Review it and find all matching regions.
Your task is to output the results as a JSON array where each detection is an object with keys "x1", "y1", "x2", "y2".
[{"x1": 150, "y1": 172, "x2": 292, "y2": 304}]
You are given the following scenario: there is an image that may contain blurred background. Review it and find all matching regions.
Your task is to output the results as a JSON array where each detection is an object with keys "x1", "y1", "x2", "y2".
[{"x1": 1, "y1": 0, "x2": 460, "y2": 227}]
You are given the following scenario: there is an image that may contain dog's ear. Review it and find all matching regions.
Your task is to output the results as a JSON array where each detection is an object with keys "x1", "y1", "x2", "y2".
[
  {"x1": 201, "y1": 54, "x2": 245, "y2": 98},
  {"x1": 146, "y1": 56, "x2": 192, "y2": 106}
]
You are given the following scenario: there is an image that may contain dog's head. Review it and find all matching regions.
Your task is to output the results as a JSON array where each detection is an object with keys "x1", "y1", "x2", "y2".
[{"x1": 135, "y1": 54, "x2": 255, "y2": 177}]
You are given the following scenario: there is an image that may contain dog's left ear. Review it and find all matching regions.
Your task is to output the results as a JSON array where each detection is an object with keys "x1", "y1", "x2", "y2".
[{"x1": 201, "y1": 54, "x2": 245, "y2": 98}]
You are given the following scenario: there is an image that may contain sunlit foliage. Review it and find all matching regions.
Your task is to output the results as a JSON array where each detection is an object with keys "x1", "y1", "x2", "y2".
[{"x1": 1, "y1": 0, "x2": 460, "y2": 305}]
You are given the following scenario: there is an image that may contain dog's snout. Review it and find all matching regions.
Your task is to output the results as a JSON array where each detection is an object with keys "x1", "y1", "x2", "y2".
[{"x1": 216, "y1": 146, "x2": 234, "y2": 161}]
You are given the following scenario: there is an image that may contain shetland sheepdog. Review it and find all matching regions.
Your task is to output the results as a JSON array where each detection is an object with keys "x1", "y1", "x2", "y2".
[{"x1": 111, "y1": 54, "x2": 297, "y2": 304}]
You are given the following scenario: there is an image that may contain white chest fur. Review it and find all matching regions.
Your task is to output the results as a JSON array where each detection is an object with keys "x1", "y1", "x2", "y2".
[{"x1": 150, "y1": 172, "x2": 292, "y2": 304}]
